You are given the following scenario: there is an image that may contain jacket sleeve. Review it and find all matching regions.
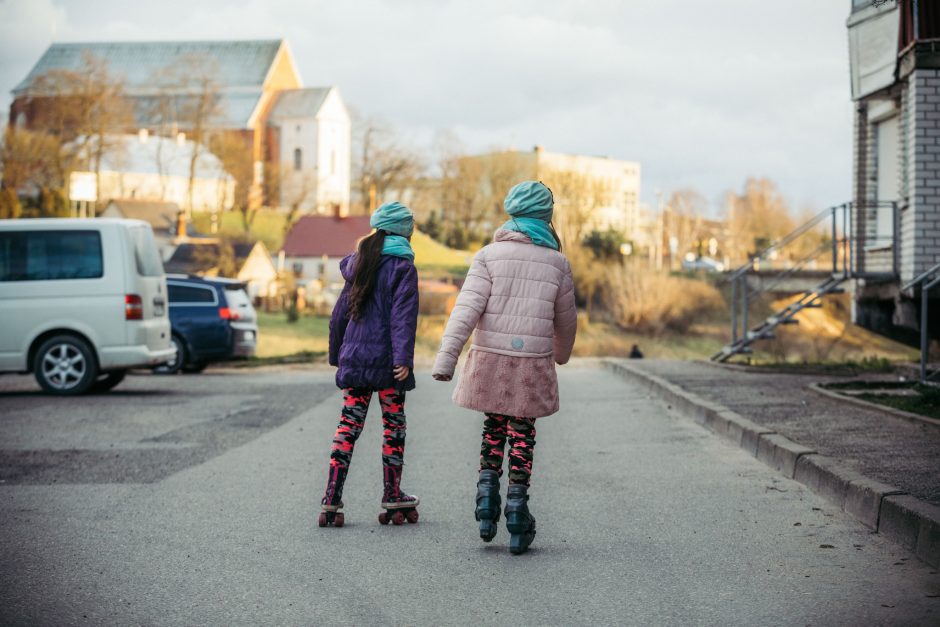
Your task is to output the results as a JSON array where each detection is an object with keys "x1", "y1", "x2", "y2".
[
  {"x1": 553, "y1": 258, "x2": 577, "y2": 365},
  {"x1": 390, "y1": 263, "x2": 419, "y2": 369},
  {"x1": 432, "y1": 249, "x2": 492, "y2": 378},
  {"x1": 329, "y1": 281, "x2": 351, "y2": 367}
]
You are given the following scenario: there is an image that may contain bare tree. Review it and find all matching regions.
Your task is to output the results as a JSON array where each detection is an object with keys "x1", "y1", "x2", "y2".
[
  {"x1": 151, "y1": 54, "x2": 225, "y2": 215},
  {"x1": 664, "y1": 187, "x2": 708, "y2": 268},
  {"x1": 10, "y1": 52, "x2": 132, "y2": 211},
  {"x1": 723, "y1": 177, "x2": 796, "y2": 264},
  {"x1": 208, "y1": 132, "x2": 254, "y2": 231},
  {"x1": 0, "y1": 127, "x2": 61, "y2": 217},
  {"x1": 351, "y1": 111, "x2": 425, "y2": 214},
  {"x1": 539, "y1": 169, "x2": 612, "y2": 248}
]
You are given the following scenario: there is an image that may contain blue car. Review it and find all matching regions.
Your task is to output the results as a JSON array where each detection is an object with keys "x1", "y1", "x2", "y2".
[{"x1": 155, "y1": 275, "x2": 258, "y2": 374}]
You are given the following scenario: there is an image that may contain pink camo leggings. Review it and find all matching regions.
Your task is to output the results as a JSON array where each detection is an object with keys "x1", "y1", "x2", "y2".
[{"x1": 480, "y1": 413, "x2": 536, "y2": 486}]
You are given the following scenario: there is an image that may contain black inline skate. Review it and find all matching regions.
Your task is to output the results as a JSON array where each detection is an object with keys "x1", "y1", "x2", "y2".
[
  {"x1": 475, "y1": 469, "x2": 501, "y2": 542},
  {"x1": 504, "y1": 483, "x2": 536, "y2": 555}
]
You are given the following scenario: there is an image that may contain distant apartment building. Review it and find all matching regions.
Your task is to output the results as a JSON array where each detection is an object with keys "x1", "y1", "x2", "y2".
[
  {"x1": 463, "y1": 146, "x2": 642, "y2": 242},
  {"x1": 847, "y1": 0, "x2": 940, "y2": 342},
  {"x1": 9, "y1": 39, "x2": 350, "y2": 214}
]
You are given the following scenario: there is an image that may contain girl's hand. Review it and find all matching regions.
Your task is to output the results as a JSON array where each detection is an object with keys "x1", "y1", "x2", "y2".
[
  {"x1": 393, "y1": 365, "x2": 411, "y2": 381},
  {"x1": 432, "y1": 373, "x2": 452, "y2": 382}
]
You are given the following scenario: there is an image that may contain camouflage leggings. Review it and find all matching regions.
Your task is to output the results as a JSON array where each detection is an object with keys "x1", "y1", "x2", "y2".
[
  {"x1": 329, "y1": 387, "x2": 407, "y2": 469},
  {"x1": 480, "y1": 413, "x2": 537, "y2": 486}
]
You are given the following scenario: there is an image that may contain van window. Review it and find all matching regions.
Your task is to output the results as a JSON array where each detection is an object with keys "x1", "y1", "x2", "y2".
[
  {"x1": 168, "y1": 283, "x2": 217, "y2": 304},
  {"x1": 130, "y1": 226, "x2": 164, "y2": 277},
  {"x1": 0, "y1": 230, "x2": 103, "y2": 281}
]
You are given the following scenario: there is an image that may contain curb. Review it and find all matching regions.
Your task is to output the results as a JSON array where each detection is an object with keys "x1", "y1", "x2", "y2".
[
  {"x1": 603, "y1": 358, "x2": 940, "y2": 568},
  {"x1": 808, "y1": 382, "x2": 940, "y2": 429}
]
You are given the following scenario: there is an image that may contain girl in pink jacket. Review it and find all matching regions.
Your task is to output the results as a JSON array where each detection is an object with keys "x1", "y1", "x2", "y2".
[{"x1": 432, "y1": 181, "x2": 577, "y2": 555}]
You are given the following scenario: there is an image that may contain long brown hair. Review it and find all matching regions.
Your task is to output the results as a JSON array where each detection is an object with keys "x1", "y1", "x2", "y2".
[{"x1": 347, "y1": 230, "x2": 387, "y2": 320}]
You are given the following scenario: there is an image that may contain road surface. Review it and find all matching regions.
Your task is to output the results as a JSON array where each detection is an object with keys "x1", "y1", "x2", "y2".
[{"x1": 0, "y1": 364, "x2": 937, "y2": 625}]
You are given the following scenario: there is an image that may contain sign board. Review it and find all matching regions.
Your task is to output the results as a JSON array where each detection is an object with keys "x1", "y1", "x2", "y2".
[
  {"x1": 848, "y1": 4, "x2": 900, "y2": 100},
  {"x1": 69, "y1": 171, "x2": 98, "y2": 202}
]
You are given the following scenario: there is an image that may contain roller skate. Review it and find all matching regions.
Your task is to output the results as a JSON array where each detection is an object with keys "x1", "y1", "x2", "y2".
[
  {"x1": 378, "y1": 465, "x2": 420, "y2": 525},
  {"x1": 475, "y1": 469, "x2": 501, "y2": 542},
  {"x1": 318, "y1": 466, "x2": 347, "y2": 528},
  {"x1": 504, "y1": 484, "x2": 536, "y2": 555}
]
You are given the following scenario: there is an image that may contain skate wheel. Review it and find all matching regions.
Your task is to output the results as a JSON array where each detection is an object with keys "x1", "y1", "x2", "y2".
[
  {"x1": 378, "y1": 512, "x2": 389, "y2": 525},
  {"x1": 334, "y1": 512, "x2": 345, "y2": 527},
  {"x1": 391, "y1": 511, "x2": 405, "y2": 525},
  {"x1": 479, "y1": 519, "x2": 496, "y2": 542},
  {"x1": 318, "y1": 512, "x2": 327, "y2": 528},
  {"x1": 406, "y1": 509, "x2": 419, "y2": 524}
]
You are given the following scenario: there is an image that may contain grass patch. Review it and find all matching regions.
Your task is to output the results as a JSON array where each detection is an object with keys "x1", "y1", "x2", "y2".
[
  {"x1": 747, "y1": 357, "x2": 896, "y2": 376},
  {"x1": 257, "y1": 311, "x2": 330, "y2": 358},
  {"x1": 856, "y1": 386, "x2": 940, "y2": 420},
  {"x1": 191, "y1": 209, "x2": 289, "y2": 253}
]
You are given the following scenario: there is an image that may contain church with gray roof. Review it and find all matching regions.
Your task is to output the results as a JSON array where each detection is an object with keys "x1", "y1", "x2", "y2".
[{"x1": 9, "y1": 39, "x2": 350, "y2": 215}]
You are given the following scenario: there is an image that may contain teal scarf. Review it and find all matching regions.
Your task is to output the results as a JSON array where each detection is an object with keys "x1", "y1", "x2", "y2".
[
  {"x1": 499, "y1": 217, "x2": 560, "y2": 250},
  {"x1": 382, "y1": 234, "x2": 414, "y2": 261}
]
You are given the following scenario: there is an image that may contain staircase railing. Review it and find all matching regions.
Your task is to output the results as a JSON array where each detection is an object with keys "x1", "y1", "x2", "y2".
[
  {"x1": 901, "y1": 260, "x2": 940, "y2": 384},
  {"x1": 719, "y1": 200, "x2": 898, "y2": 359}
]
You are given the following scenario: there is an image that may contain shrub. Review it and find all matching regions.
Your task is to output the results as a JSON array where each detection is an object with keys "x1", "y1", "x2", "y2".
[{"x1": 599, "y1": 265, "x2": 725, "y2": 335}]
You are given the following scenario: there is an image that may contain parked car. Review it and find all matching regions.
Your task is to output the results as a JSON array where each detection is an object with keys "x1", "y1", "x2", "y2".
[
  {"x1": 682, "y1": 256, "x2": 725, "y2": 273},
  {"x1": 156, "y1": 275, "x2": 258, "y2": 374},
  {"x1": 0, "y1": 218, "x2": 175, "y2": 395}
]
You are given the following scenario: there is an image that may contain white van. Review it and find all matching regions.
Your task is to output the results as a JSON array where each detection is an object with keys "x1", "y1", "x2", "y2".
[{"x1": 0, "y1": 218, "x2": 176, "y2": 394}]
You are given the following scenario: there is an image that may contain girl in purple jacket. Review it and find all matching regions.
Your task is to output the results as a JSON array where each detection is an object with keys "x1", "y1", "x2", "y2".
[{"x1": 318, "y1": 202, "x2": 420, "y2": 528}]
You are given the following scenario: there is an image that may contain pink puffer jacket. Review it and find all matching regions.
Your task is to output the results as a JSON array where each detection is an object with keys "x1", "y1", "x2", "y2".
[{"x1": 432, "y1": 229, "x2": 577, "y2": 418}]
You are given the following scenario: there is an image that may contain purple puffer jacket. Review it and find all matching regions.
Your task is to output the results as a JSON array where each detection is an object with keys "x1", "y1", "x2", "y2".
[{"x1": 329, "y1": 254, "x2": 419, "y2": 391}]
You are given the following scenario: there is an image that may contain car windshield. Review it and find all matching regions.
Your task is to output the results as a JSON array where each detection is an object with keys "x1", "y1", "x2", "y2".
[{"x1": 130, "y1": 226, "x2": 164, "y2": 277}]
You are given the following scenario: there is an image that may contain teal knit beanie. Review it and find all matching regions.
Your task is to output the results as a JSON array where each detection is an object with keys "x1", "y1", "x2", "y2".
[{"x1": 370, "y1": 201, "x2": 414, "y2": 237}]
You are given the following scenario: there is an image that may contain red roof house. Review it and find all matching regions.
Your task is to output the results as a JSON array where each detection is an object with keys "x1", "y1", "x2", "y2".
[{"x1": 282, "y1": 214, "x2": 372, "y2": 283}]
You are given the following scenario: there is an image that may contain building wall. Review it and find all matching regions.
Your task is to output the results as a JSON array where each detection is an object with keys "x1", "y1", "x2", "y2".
[
  {"x1": 285, "y1": 255, "x2": 344, "y2": 285},
  {"x1": 534, "y1": 149, "x2": 642, "y2": 238},
  {"x1": 315, "y1": 90, "x2": 351, "y2": 216},
  {"x1": 275, "y1": 117, "x2": 320, "y2": 212},
  {"x1": 906, "y1": 68, "x2": 940, "y2": 279},
  {"x1": 271, "y1": 90, "x2": 350, "y2": 216},
  {"x1": 99, "y1": 171, "x2": 234, "y2": 213}
]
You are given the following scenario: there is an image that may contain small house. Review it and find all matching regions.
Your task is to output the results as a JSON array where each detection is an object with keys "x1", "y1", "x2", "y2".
[{"x1": 281, "y1": 213, "x2": 371, "y2": 285}]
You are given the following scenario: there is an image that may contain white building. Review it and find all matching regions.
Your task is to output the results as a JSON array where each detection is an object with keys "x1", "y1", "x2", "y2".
[
  {"x1": 463, "y1": 146, "x2": 642, "y2": 242},
  {"x1": 95, "y1": 133, "x2": 235, "y2": 213},
  {"x1": 847, "y1": 0, "x2": 940, "y2": 344},
  {"x1": 266, "y1": 87, "x2": 351, "y2": 215}
]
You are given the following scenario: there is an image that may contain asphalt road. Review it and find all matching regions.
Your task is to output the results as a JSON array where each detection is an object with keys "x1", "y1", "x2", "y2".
[{"x1": 0, "y1": 364, "x2": 937, "y2": 625}]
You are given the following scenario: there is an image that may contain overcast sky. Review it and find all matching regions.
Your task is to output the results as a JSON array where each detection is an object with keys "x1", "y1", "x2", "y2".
[{"x1": 0, "y1": 0, "x2": 856, "y2": 212}]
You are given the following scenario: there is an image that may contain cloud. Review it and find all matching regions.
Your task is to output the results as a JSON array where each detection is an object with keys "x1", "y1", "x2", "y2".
[{"x1": 0, "y1": 0, "x2": 855, "y2": 209}]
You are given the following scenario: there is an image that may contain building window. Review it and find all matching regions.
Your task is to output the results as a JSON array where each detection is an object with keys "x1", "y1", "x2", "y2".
[
  {"x1": 294, "y1": 148, "x2": 302, "y2": 171},
  {"x1": 331, "y1": 150, "x2": 336, "y2": 175}
]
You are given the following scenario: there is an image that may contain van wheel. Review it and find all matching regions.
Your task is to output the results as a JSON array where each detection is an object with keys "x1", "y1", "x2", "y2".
[
  {"x1": 91, "y1": 370, "x2": 127, "y2": 392},
  {"x1": 154, "y1": 336, "x2": 185, "y2": 375},
  {"x1": 34, "y1": 335, "x2": 98, "y2": 395}
]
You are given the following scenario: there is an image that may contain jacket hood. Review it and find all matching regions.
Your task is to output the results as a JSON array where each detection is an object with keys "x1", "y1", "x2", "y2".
[{"x1": 493, "y1": 229, "x2": 533, "y2": 244}]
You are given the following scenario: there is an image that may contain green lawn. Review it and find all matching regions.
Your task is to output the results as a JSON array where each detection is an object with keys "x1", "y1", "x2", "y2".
[{"x1": 256, "y1": 311, "x2": 330, "y2": 358}]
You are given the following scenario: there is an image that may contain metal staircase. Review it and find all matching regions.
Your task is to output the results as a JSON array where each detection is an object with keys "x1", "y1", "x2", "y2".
[{"x1": 711, "y1": 201, "x2": 897, "y2": 362}]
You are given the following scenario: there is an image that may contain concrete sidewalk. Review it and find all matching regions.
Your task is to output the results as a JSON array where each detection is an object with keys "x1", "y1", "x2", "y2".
[{"x1": 605, "y1": 359, "x2": 940, "y2": 567}]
